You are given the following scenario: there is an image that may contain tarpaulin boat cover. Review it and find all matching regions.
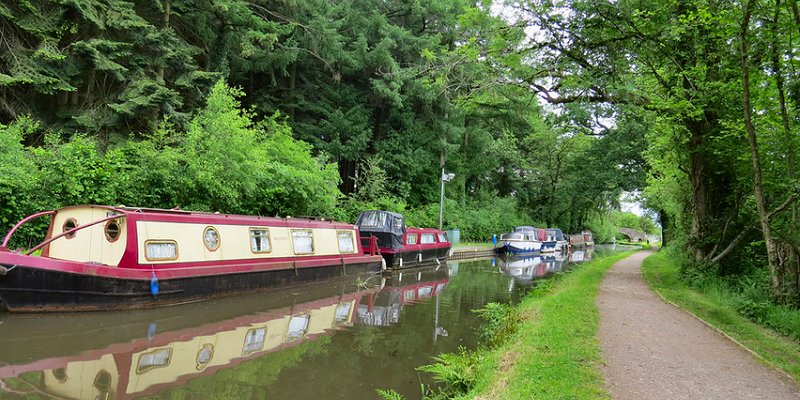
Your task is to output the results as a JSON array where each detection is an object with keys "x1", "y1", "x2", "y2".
[
  {"x1": 546, "y1": 228, "x2": 564, "y2": 241},
  {"x1": 355, "y1": 210, "x2": 407, "y2": 250}
]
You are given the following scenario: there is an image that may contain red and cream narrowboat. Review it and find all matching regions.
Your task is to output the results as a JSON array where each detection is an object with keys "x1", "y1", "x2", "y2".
[
  {"x1": 355, "y1": 210, "x2": 451, "y2": 269},
  {"x1": 0, "y1": 205, "x2": 384, "y2": 312}
]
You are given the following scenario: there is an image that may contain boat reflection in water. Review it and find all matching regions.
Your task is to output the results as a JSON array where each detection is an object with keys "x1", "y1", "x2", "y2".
[
  {"x1": 497, "y1": 247, "x2": 594, "y2": 283},
  {"x1": 357, "y1": 265, "x2": 449, "y2": 327},
  {"x1": 0, "y1": 275, "x2": 382, "y2": 400}
]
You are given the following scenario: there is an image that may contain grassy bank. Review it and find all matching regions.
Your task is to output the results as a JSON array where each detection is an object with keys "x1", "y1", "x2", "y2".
[
  {"x1": 642, "y1": 251, "x2": 800, "y2": 382},
  {"x1": 408, "y1": 250, "x2": 637, "y2": 399}
]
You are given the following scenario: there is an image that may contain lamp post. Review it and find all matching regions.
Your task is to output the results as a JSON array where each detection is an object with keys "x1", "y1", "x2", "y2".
[{"x1": 438, "y1": 169, "x2": 455, "y2": 230}]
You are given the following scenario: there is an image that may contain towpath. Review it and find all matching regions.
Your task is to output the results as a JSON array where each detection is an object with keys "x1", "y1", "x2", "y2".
[{"x1": 597, "y1": 250, "x2": 800, "y2": 399}]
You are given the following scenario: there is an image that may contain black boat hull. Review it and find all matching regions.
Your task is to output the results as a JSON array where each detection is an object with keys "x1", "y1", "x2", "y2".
[{"x1": 0, "y1": 261, "x2": 381, "y2": 312}]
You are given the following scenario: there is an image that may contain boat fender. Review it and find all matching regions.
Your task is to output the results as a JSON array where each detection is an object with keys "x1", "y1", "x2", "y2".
[
  {"x1": 381, "y1": 258, "x2": 387, "y2": 271},
  {"x1": 418, "y1": 253, "x2": 422, "y2": 263},
  {"x1": 0, "y1": 266, "x2": 6, "y2": 276},
  {"x1": 399, "y1": 258, "x2": 403, "y2": 268},
  {"x1": 150, "y1": 272, "x2": 159, "y2": 296},
  {"x1": 147, "y1": 322, "x2": 157, "y2": 341}
]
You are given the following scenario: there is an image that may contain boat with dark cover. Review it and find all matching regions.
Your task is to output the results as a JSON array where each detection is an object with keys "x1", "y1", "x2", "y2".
[{"x1": 355, "y1": 210, "x2": 451, "y2": 269}]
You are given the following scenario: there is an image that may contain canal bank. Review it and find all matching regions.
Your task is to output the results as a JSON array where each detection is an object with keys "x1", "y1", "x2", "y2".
[{"x1": 450, "y1": 244, "x2": 495, "y2": 260}]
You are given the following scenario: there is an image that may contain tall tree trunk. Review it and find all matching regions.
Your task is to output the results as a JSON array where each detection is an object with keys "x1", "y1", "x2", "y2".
[
  {"x1": 687, "y1": 120, "x2": 709, "y2": 262},
  {"x1": 742, "y1": 0, "x2": 782, "y2": 296},
  {"x1": 772, "y1": 0, "x2": 797, "y2": 226}
]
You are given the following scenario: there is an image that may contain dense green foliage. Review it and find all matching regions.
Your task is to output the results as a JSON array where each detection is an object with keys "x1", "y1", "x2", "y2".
[
  {"x1": 643, "y1": 250, "x2": 800, "y2": 380},
  {"x1": 0, "y1": 0, "x2": 647, "y2": 247}
]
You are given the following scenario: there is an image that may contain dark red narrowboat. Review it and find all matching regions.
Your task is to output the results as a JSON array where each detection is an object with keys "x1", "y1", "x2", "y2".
[
  {"x1": 355, "y1": 210, "x2": 452, "y2": 269},
  {"x1": 0, "y1": 205, "x2": 384, "y2": 312}
]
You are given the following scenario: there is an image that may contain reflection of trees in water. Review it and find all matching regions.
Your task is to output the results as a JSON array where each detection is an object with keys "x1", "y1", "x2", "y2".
[{"x1": 350, "y1": 324, "x2": 388, "y2": 356}]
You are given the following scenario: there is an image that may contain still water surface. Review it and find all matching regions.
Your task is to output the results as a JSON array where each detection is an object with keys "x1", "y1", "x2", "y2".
[{"x1": 0, "y1": 246, "x2": 624, "y2": 399}]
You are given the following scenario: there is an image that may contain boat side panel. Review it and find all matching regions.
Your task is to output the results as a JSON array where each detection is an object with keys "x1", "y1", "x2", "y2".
[
  {"x1": 135, "y1": 221, "x2": 353, "y2": 265},
  {"x1": 47, "y1": 207, "x2": 127, "y2": 266}
]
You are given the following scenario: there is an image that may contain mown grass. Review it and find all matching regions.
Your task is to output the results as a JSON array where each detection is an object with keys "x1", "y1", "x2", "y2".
[
  {"x1": 464, "y1": 250, "x2": 639, "y2": 399},
  {"x1": 642, "y1": 251, "x2": 800, "y2": 382}
]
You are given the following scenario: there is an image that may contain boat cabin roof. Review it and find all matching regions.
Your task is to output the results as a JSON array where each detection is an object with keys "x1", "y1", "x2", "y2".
[{"x1": 354, "y1": 210, "x2": 406, "y2": 235}]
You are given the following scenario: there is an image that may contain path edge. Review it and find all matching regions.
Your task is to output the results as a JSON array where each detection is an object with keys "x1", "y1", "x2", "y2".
[{"x1": 639, "y1": 251, "x2": 798, "y2": 384}]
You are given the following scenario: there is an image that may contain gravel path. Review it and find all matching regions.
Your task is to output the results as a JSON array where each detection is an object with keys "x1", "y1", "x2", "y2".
[{"x1": 597, "y1": 250, "x2": 800, "y2": 400}]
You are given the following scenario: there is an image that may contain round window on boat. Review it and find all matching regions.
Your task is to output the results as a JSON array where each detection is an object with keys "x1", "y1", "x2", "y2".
[
  {"x1": 203, "y1": 226, "x2": 220, "y2": 251},
  {"x1": 52, "y1": 368, "x2": 67, "y2": 382},
  {"x1": 105, "y1": 220, "x2": 121, "y2": 243},
  {"x1": 62, "y1": 218, "x2": 78, "y2": 239}
]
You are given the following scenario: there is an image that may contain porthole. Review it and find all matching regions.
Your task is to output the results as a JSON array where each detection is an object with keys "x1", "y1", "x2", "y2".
[
  {"x1": 105, "y1": 220, "x2": 121, "y2": 243},
  {"x1": 93, "y1": 370, "x2": 112, "y2": 391},
  {"x1": 203, "y1": 226, "x2": 220, "y2": 251},
  {"x1": 52, "y1": 368, "x2": 67, "y2": 382},
  {"x1": 62, "y1": 218, "x2": 78, "y2": 239}
]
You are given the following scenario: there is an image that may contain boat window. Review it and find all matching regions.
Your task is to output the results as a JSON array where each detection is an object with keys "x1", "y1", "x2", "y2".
[
  {"x1": 52, "y1": 368, "x2": 67, "y2": 382},
  {"x1": 501, "y1": 233, "x2": 523, "y2": 241},
  {"x1": 418, "y1": 286, "x2": 434, "y2": 297},
  {"x1": 93, "y1": 370, "x2": 112, "y2": 391},
  {"x1": 291, "y1": 229, "x2": 314, "y2": 254},
  {"x1": 438, "y1": 233, "x2": 448, "y2": 242},
  {"x1": 105, "y1": 220, "x2": 121, "y2": 243},
  {"x1": 137, "y1": 348, "x2": 172, "y2": 374},
  {"x1": 421, "y1": 233, "x2": 436, "y2": 244},
  {"x1": 242, "y1": 328, "x2": 266, "y2": 356},
  {"x1": 62, "y1": 218, "x2": 78, "y2": 239},
  {"x1": 250, "y1": 228, "x2": 271, "y2": 253},
  {"x1": 406, "y1": 233, "x2": 418, "y2": 245},
  {"x1": 196, "y1": 344, "x2": 215, "y2": 370},
  {"x1": 203, "y1": 226, "x2": 220, "y2": 251},
  {"x1": 334, "y1": 301, "x2": 353, "y2": 324},
  {"x1": 145, "y1": 241, "x2": 178, "y2": 261},
  {"x1": 286, "y1": 314, "x2": 310, "y2": 341},
  {"x1": 337, "y1": 230, "x2": 355, "y2": 253}
]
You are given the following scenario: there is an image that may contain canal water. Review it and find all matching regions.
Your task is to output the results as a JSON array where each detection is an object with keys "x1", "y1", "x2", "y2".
[{"x1": 0, "y1": 246, "x2": 625, "y2": 399}]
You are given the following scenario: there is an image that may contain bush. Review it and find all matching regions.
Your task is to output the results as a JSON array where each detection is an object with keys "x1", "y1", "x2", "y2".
[{"x1": 0, "y1": 81, "x2": 343, "y2": 247}]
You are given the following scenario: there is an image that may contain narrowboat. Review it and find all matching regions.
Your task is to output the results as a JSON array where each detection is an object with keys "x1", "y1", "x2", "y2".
[
  {"x1": 0, "y1": 205, "x2": 384, "y2": 312},
  {"x1": 357, "y1": 265, "x2": 449, "y2": 327},
  {"x1": 495, "y1": 226, "x2": 545, "y2": 255},
  {"x1": 354, "y1": 210, "x2": 451, "y2": 269},
  {"x1": 541, "y1": 228, "x2": 568, "y2": 252},
  {"x1": 0, "y1": 280, "x2": 378, "y2": 399}
]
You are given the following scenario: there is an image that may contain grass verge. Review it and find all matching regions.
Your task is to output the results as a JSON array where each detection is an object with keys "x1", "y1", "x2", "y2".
[
  {"x1": 464, "y1": 250, "x2": 639, "y2": 399},
  {"x1": 642, "y1": 251, "x2": 800, "y2": 382}
]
